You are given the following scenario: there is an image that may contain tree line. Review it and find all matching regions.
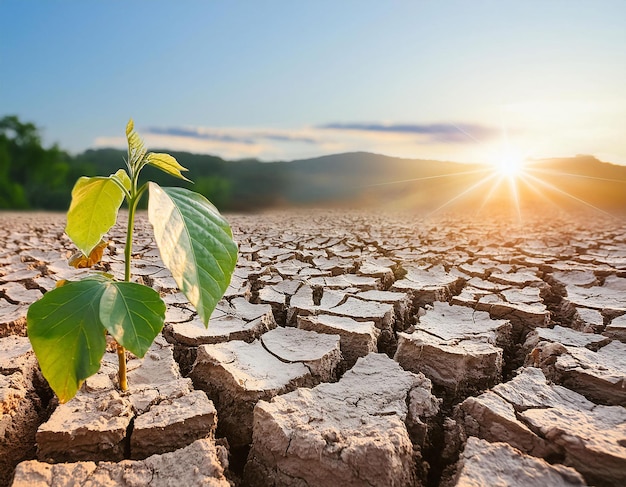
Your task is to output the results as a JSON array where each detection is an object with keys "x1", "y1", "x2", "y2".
[
  {"x1": 0, "y1": 115, "x2": 288, "y2": 211},
  {"x1": 0, "y1": 115, "x2": 95, "y2": 209}
]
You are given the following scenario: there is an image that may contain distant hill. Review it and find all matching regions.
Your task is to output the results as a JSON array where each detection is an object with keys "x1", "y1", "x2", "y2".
[
  {"x1": 513, "y1": 155, "x2": 626, "y2": 213},
  {"x1": 73, "y1": 149, "x2": 626, "y2": 213}
]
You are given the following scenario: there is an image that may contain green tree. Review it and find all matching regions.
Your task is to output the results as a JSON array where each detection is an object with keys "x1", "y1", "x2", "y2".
[
  {"x1": 0, "y1": 136, "x2": 28, "y2": 208},
  {"x1": 0, "y1": 115, "x2": 95, "y2": 209},
  {"x1": 194, "y1": 176, "x2": 233, "y2": 210}
]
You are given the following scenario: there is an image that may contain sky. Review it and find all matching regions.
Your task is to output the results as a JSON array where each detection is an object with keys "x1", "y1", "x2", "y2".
[{"x1": 2, "y1": 1, "x2": 626, "y2": 164}]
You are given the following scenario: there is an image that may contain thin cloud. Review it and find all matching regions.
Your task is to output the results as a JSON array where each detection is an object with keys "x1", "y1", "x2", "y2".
[
  {"x1": 94, "y1": 120, "x2": 506, "y2": 161},
  {"x1": 258, "y1": 132, "x2": 318, "y2": 144},
  {"x1": 147, "y1": 126, "x2": 256, "y2": 144},
  {"x1": 145, "y1": 126, "x2": 318, "y2": 145},
  {"x1": 319, "y1": 122, "x2": 499, "y2": 143}
]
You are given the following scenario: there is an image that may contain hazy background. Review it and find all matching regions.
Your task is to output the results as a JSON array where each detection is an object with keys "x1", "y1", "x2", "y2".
[{"x1": 2, "y1": 1, "x2": 626, "y2": 213}]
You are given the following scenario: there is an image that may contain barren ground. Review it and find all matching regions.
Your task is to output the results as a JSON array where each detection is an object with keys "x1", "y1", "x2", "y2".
[{"x1": 1, "y1": 209, "x2": 625, "y2": 487}]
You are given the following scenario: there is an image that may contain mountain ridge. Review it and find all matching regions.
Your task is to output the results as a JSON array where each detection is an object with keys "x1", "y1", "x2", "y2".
[{"x1": 74, "y1": 149, "x2": 626, "y2": 213}]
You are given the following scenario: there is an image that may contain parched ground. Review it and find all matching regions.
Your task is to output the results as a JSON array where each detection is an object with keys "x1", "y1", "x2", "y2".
[{"x1": 1, "y1": 209, "x2": 625, "y2": 487}]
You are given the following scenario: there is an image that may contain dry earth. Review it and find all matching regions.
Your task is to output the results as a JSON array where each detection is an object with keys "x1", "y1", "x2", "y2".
[{"x1": 1, "y1": 209, "x2": 625, "y2": 487}]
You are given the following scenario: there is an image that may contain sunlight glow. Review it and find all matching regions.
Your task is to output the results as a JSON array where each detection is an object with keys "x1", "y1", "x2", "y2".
[
  {"x1": 492, "y1": 152, "x2": 526, "y2": 178},
  {"x1": 357, "y1": 123, "x2": 625, "y2": 222}
]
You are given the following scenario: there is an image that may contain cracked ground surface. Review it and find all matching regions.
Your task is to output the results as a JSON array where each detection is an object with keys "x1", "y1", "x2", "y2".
[{"x1": 1, "y1": 209, "x2": 626, "y2": 487}]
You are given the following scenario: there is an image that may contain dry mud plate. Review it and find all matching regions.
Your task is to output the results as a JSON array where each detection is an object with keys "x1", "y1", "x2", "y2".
[{"x1": 1, "y1": 209, "x2": 626, "y2": 487}]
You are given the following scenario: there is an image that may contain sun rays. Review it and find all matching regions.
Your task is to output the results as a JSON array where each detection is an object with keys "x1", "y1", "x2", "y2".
[
  {"x1": 430, "y1": 156, "x2": 623, "y2": 221},
  {"x1": 362, "y1": 141, "x2": 626, "y2": 221},
  {"x1": 419, "y1": 121, "x2": 626, "y2": 220}
]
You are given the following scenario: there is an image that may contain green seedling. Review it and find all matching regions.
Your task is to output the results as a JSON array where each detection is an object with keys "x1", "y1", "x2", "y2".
[{"x1": 27, "y1": 119, "x2": 238, "y2": 403}]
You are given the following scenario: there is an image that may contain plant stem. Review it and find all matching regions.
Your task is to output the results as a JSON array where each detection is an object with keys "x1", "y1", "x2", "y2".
[
  {"x1": 117, "y1": 343, "x2": 127, "y2": 391},
  {"x1": 124, "y1": 197, "x2": 138, "y2": 283},
  {"x1": 118, "y1": 190, "x2": 141, "y2": 391}
]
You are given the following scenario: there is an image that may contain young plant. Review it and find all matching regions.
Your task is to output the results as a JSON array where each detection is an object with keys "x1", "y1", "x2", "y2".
[{"x1": 26, "y1": 119, "x2": 238, "y2": 403}]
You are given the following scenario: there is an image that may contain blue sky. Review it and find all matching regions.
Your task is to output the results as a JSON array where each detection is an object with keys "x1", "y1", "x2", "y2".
[{"x1": 2, "y1": 1, "x2": 626, "y2": 164}]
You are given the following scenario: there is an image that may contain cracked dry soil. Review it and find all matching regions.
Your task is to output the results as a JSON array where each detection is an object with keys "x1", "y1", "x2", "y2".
[{"x1": 1, "y1": 209, "x2": 625, "y2": 487}]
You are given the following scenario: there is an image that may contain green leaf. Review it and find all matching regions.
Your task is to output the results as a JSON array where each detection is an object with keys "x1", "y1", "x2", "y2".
[
  {"x1": 99, "y1": 282, "x2": 166, "y2": 358},
  {"x1": 27, "y1": 279, "x2": 108, "y2": 403},
  {"x1": 147, "y1": 183, "x2": 238, "y2": 325},
  {"x1": 112, "y1": 168, "x2": 132, "y2": 192},
  {"x1": 65, "y1": 175, "x2": 125, "y2": 256},
  {"x1": 147, "y1": 152, "x2": 191, "y2": 182}
]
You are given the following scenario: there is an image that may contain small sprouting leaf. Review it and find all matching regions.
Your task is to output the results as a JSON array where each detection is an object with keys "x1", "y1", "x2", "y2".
[
  {"x1": 99, "y1": 282, "x2": 166, "y2": 358},
  {"x1": 126, "y1": 118, "x2": 147, "y2": 171},
  {"x1": 147, "y1": 183, "x2": 238, "y2": 325},
  {"x1": 68, "y1": 239, "x2": 109, "y2": 268},
  {"x1": 27, "y1": 279, "x2": 109, "y2": 403},
  {"x1": 146, "y1": 152, "x2": 191, "y2": 181},
  {"x1": 66, "y1": 176, "x2": 125, "y2": 256}
]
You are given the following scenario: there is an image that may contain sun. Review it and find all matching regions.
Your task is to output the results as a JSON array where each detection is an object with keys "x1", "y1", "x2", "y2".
[
  {"x1": 492, "y1": 151, "x2": 527, "y2": 178},
  {"x1": 481, "y1": 149, "x2": 529, "y2": 220}
]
